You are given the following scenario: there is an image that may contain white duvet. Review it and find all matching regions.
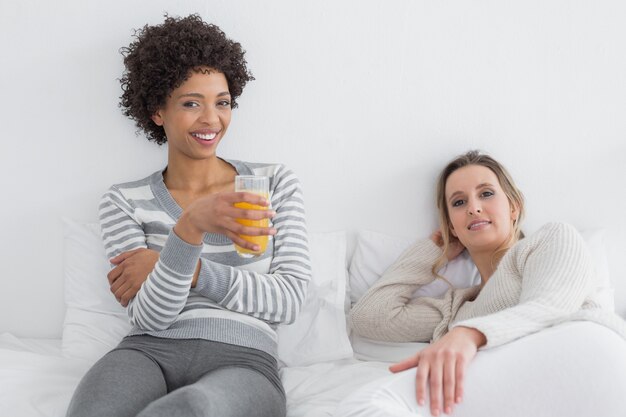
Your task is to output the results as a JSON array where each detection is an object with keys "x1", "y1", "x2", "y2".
[
  {"x1": 0, "y1": 333, "x2": 391, "y2": 417},
  {"x1": 0, "y1": 334, "x2": 86, "y2": 417},
  {"x1": 4, "y1": 322, "x2": 626, "y2": 417}
]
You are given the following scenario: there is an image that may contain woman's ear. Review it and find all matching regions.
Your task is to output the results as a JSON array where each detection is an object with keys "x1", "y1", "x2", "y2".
[
  {"x1": 510, "y1": 203, "x2": 519, "y2": 222},
  {"x1": 151, "y1": 110, "x2": 164, "y2": 126},
  {"x1": 449, "y1": 224, "x2": 457, "y2": 238}
]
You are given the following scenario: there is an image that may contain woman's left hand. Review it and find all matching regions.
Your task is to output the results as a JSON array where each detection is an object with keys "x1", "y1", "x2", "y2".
[
  {"x1": 108, "y1": 248, "x2": 160, "y2": 306},
  {"x1": 430, "y1": 230, "x2": 465, "y2": 262},
  {"x1": 389, "y1": 326, "x2": 486, "y2": 416}
]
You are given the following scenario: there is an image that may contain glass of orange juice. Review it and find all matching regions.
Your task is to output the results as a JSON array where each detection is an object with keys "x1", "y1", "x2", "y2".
[{"x1": 234, "y1": 175, "x2": 270, "y2": 258}]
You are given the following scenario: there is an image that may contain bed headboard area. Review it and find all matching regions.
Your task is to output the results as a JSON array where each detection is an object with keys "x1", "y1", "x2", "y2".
[{"x1": 1, "y1": 0, "x2": 625, "y2": 338}]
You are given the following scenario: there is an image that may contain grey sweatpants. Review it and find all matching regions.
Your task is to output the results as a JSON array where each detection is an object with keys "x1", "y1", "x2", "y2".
[{"x1": 66, "y1": 335, "x2": 286, "y2": 417}]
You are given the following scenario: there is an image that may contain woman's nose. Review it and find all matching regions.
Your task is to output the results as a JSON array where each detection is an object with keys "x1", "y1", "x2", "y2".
[
  {"x1": 467, "y1": 200, "x2": 482, "y2": 215},
  {"x1": 200, "y1": 106, "x2": 219, "y2": 124}
]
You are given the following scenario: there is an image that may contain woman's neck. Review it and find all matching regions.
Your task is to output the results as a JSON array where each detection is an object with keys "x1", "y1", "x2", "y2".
[
  {"x1": 469, "y1": 238, "x2": 517, "y2": 286},
  {"x1": 468, "y1": 250, "x2": 497, "y2": 285},
  {"x1": 163, "y1": 154, "x2": 236, "y2": 194}
]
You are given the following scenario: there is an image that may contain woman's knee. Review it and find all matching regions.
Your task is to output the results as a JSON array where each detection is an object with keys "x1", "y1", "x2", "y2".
[
  {"x1": 138, "y1": 368, "x2": 286, "y2": 417},
  {"x1": 66, "y1": 349, "x2": 165, "y2": 417}
]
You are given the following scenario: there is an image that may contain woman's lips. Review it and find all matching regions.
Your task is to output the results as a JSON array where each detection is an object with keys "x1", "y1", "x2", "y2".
[
  {"x1": 467, "y1": 220, "x2": 491, "y2": 230},
  {"x1": 191, "y1": 131, "x2": 219, "y2": 145}
]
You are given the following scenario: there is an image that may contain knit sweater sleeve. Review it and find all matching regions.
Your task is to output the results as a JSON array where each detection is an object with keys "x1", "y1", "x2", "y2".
[
  {"x1": 99, "y1": 185, "x2": 201, "y2": 331},
  {"x1": 452, "y1": 222, "x2": 595, "y2": 348},
  {"x1": 193, "y1": 165, "x2": 311, "y2": 325},
  {"x1": 98, "y1": 185, "x2": 148, "y2": 258},
  {"x1": 350, "y1": 239, "x2": 460, "y2": 342}
]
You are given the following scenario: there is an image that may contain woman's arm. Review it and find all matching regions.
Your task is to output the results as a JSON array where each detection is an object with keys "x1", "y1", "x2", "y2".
[
  {"x1": 192, "y1": 165, "x2": 311, "y2": 325},
  {"x1": 99, "y1": 186, "x2": 148, "y2": 259},
  {"x1": 350, "y1": 239, "x2": 472, "y2": 342},
  {"x1": 99, "y1": 186, "x2": 199, "y2": 331},
  {"x1": 101, "y1": 187, "x2": 274, "y2": 309},
  {"x1": 451, "y1": 222, "x2": 596, "y2": 348},
  {"x1": 99, "y1": 183, "x2": 275, "y2": 330},
  {"x1": 103, "y1": 166, "x2": 311, "y2": 329}
]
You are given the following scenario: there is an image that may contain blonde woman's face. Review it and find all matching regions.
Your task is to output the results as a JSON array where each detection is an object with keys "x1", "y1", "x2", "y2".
[{"x1": 445, "y1": 165, "x2": 517, "y2": 254}]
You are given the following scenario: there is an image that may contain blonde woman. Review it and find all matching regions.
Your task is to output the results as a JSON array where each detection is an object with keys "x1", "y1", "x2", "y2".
[{"x1": 337, "y1": 151, "x2": 626, "y2": 417}]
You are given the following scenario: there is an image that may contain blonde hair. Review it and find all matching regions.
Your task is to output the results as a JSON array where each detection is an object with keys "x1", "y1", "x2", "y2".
[{"x1": 432, "y1": 150, "x2": 525, "y2": 278}]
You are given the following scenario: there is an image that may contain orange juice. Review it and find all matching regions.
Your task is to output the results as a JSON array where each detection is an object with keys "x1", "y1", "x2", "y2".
[{"x1": 234, "y1": 201, "x2": 269, "y2": 256}]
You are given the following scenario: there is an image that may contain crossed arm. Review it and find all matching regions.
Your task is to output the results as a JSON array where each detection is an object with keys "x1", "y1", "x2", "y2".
[{"x1": 100, "y1": 167, "x2": 311, "y2": 329}]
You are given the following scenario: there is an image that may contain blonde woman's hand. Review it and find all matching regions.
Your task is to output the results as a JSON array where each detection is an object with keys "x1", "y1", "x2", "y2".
[
  {"x1": 175, "y1": 191, "x2": 276, "y2": 250},
  {"x1": 430, "y1": 230, "x2": 465, "y2": 261},
  {"x1": 389, "y1": 327, "x2": 486, "y2": 416}
]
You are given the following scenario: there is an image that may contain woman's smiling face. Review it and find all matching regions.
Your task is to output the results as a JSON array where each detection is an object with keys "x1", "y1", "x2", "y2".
[
  {"x1": 445, "y1": 164, "x2": 518, "y2": 254},
  {"x1": 151, "y1": 68, "x2": 232, "y2": 161}
]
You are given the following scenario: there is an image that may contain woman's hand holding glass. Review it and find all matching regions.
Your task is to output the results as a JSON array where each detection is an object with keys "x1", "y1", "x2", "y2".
[
  {"x1": 175, "y1": 191, "x2": 276, "y2": 250},
  {"x1": 107, "y1": 191, "x2": 274, "y2": 308}
]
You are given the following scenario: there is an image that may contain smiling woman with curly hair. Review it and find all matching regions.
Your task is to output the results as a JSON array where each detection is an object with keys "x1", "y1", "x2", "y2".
[
  {"x1": 119, "y1": 14, "x2": 254, "y2": 145},
  {"x1": 65, "y1": 14, "x2": 310, "y2": 417}
]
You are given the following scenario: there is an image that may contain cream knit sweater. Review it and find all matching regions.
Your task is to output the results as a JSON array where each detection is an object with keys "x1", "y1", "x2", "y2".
[{"x1": 350, "y1": 222, "x2": 626, "y2": 348}]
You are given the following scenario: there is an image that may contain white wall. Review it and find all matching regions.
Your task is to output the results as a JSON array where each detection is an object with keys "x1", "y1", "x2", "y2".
[{"x1": 1, "y1": 0, "x2": 625, "y2": 338}]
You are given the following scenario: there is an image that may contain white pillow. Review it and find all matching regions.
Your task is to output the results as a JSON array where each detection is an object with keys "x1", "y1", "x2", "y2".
[
  {"x1": 580, "y1": 229, "x2": 614, "y2": 310},
  {"x1": 61, "y1": 219, "x2": 130, "y2": 362},
  {"x1": 61, "y1": 218, "x2": 352, "y2": 366},
  {"x1": 349, "y1": 230, "x2": 480, "y2": 305},
  {"x1": 277, "y1": 231, "x2": 353, "y2": 366}
]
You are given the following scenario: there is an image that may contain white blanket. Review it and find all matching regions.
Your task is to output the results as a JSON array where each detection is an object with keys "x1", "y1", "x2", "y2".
[
  {"x1": 0, "y1": 333, "x2": 390, "y2": 417},
  {"x1": 0, "y1": 334, "x2": 88, "y2": 417}
]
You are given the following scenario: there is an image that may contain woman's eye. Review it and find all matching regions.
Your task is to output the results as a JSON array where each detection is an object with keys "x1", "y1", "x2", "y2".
[
  {"x1": 183, "y1": 101, "x2": 199, "y2": 108},
  {"x1": 481, "y1": 190, "x2": 494, "y2": 198},
  {"x1": 452, "y1": 199, "x2": 465, "y2": 207},
  {"x1": 217, "y1": 100, "x2": 231, "y2": 107}
]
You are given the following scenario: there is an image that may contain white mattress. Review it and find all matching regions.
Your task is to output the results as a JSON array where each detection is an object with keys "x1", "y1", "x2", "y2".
[{"x1": 0, "y1": 332, "x2": 391, "y2": 417}]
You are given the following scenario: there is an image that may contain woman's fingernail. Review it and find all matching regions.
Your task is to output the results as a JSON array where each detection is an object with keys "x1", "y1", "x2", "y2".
[
  {"x1": 445, "y1": 406, "x2": 452, "y2": 414},
  {"x1": 418, "y1": 399, "x2": 425, "y2": 406},
  {"x1": 456, "y1": 396, "x2": 462, "y2": 403},
  {"x1": 432, "y1": 409, "x2": 439, "y2": 416}
]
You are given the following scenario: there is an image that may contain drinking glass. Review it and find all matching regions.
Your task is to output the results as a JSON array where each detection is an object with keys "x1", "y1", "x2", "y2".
[{"x1": 234, "y1": 175, "x2": 270, "y2": 258}]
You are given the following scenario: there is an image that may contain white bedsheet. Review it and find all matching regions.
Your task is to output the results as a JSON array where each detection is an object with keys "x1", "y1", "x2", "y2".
[
  {"x1": 0, "y1": 334, "x2": 90, "y2": 417},
  {"x1": 0, "y1": 333, "x2": 390, "y2": 417},
  {"x1": 282, "y1": 359, "x2": 391, "y2": 417},
  {"x1": 4, "y1": 326, "x2": 626, "y2": 417}
]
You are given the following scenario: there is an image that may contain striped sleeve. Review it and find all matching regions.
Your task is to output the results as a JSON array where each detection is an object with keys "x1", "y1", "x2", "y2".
[
  {"x1": 99, "y1": 185, "x2": 200, "y2": 331},
  {"x1": 99, "y1": 186, "x2": 147, "y2": 259},
  {"x1": 126, "y1": 231, "x2": 201, "y2": 330},
  {"x1": 194, "y1": 165, "x2": 312, "y2": 324}
]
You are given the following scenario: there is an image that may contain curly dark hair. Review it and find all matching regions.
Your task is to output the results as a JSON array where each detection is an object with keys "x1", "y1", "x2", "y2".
[{"x1": 119, "y1": 14, "x2": 254, "y2": 145}]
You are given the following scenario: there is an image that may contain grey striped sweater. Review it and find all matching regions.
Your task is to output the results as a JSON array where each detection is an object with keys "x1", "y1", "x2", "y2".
[{"x1": 98, "y1": 159, "x2": 311, "y2": 358}]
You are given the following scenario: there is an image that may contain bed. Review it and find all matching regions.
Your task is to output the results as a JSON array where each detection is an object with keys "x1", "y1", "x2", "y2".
[{"x1": 1, "y1": 221, "x2": 625, "y2": 417}]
